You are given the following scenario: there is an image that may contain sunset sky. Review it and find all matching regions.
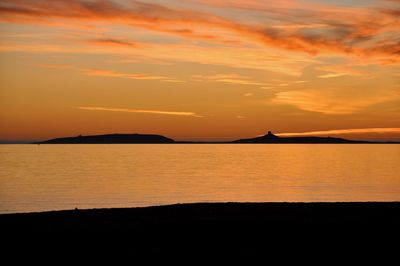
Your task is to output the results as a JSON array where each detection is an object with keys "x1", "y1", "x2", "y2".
[{"x1": 0, "y1": 0, "x2": 399, "y2": 141}]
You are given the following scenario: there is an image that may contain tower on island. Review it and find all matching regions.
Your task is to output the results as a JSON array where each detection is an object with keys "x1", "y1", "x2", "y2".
[{"x1": 265, "y1": 131, "x2": 279, "y2": 139}]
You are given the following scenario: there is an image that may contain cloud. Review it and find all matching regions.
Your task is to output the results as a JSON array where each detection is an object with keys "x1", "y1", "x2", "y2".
[
  {"x1": 277, "y1": 128, "x2": 400, "y2": 137},
  {"x1": 193, "y1": 74, "x2": 268, "y2": 86},
  {"x1": 271, "y1": 80, "x2": 308, "y2": 87},
  {"x1": 317, "y1": 65, "x2": 364, "y2": 78},
  {"x1": 198, "y1": 0, "x2": 400, "y2": 61},
  {"x1": 0, "y1": 0, "x2": 399, "y2": 63},
  {"x1": 88, "y1": 38, "x2": 141, "y2": 47},
  {"x1": 36, "y1": 64, "x2": 183, "y2": 82},
  {"x1": 89, "y1": 70, "x2": 183, "y2": 82},
  {"x1": 0, "y1": 0, "x2": 231, "y2": 39},
  {"x1": 243, "y1": 93, "x2": 254, "y2": 97},
  {"x1": 318, "y1": 73, "x2": 348, "y2": 79},
  {"x1": 163, "y1": 46, "x2": 309, "y2": 76},
  {"x1": 78, "y1": 106, "x2": 202, "y2": 117},
  {"x1": 109, "y1": 56, "x2": 175, "y2": 66},
  {"x1": 273, "y1": 88, "x2": 398, "y2": 114},
  {"x1": 82, "y1": 68, "x2": 176, "y2": 81},
  {"x1": 0, "y1": 41, "x2": 310, "y2": 76}
]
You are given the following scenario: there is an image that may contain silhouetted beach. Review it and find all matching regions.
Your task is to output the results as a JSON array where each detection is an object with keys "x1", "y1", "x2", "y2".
[
  {"x1": 2, "y1": 202, "x2": 399, "y2": 232},
  {"x1": 2, "y1": 202, "x2": 399, "y2": 260}
]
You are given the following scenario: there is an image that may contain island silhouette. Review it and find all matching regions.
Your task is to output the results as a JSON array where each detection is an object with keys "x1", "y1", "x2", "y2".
[
  {"x1": 36, "y1": 131, "x2": 391, "y2": 144},
  {"x1": 39, "y1": 133, "x2": 175, "y2": 144},
  {"x1": 232, "y1": 131, "x2": 368, "y2": 143}
]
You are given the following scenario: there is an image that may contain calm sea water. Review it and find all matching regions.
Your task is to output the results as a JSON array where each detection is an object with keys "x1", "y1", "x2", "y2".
[{"x1": 0, "y1": 144, "x2": 399, "y2": 213}]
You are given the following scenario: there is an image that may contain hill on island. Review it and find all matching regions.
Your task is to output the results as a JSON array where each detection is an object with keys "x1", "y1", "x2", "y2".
[
  {"x1": 232, "y1": 131, "x2": 367, "y2": 143},
  {"x1": 38, "y1": 133, "x2": 175, "y2": 144},
  {"x1": 37, "y1": 131, "x2": 390, "y2": 144}
]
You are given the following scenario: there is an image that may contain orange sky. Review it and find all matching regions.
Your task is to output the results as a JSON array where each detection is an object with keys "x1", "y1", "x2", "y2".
[{"x1": 0, "y1": 0, "x2": 399, "y2": 141}]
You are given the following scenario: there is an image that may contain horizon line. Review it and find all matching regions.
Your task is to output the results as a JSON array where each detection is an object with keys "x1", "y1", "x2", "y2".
[{"x1": 2, "y1": 127, "x2": 400, "y2": 143}]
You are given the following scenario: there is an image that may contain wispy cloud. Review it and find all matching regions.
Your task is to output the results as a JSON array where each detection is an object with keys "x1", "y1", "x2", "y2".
[
  {"x1": 193, "y1": 74, "x2": 268, "y2": 86},
  {"x1": 82, "y1": 68, "x2": 178, "y2": 81},
  {"x1": 318, "y1": 73, "x2": 348, "y2": 79},
  {"x1": 2, "y1": 41, "x2": 310, "y2": 76},
  {"x1": 273, "y1": 88, "x2": 399, "y2": 114},
  {"x1": 78, "y1": 106, "x2": 202, "y2": 117},
  {"x1": 278, "y1": 128, "x2": 400, "y2": 137},
  {"x1": 0, "y1": 0, "x2": 399, "y2": 63},
  {"x1": 317, "y1": 65, "x2": 365, "y2": 78},
  {"x1": 198, "y1": 0, "x2": 400, "y2": 61},
  {"x1": 36, "y1": 64, "x2": 183, "y2": 83},
  {"x1": 88, "y1": 38, "x2": 142, "y2": 48}
]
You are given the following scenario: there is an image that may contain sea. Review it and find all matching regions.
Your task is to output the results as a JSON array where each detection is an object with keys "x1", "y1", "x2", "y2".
[{"x1": 0, "y1": 144, "x2": 399, "y2": 213}]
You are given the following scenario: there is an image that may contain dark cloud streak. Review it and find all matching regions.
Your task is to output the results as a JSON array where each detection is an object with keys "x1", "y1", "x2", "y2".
[{"x1": 0, "y1": 0, "x2": 398, "y2": 61}]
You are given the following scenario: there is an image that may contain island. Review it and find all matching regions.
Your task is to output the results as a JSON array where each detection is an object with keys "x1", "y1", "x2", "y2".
[
  {"x1": 36, "y1": 131, "x2": 397, "y2": 144},
  {"x1": 38, "y1": 133, "x2": 175, "y2": 144},
  {"x1": 231, "y1": 131, "x2": 368, "y2": 143}
]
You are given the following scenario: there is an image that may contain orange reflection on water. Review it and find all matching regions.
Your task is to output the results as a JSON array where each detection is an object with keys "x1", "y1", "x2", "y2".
[{"x1": 0, "y1": 144, "x2": 399, "y2": 213}]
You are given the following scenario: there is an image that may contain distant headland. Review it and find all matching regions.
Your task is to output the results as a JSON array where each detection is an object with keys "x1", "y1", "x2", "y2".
[
  {"x1": 38, "y1": 133, "x2": 174, "y2": 144},
  {"x1": 232, "y1": 131, "x2": 368, "y2": 143},
  {"x1": 36, "y1": 131, "x2": 397, "y2": 144}
]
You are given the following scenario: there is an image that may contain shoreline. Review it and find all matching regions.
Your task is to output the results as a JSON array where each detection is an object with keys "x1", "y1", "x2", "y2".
[
  {"x1": 2, "y1": 201, "x2": 400, "y2": 215},
  {"x1": 2, "y1": 202, "x2": 399, "y2": 230},
  {"x1": 2, "y1": 202, "x2": 399, "y2": 256},
  {"x1": 2, "y1": 142, "x2": 400, "y2": 145}
]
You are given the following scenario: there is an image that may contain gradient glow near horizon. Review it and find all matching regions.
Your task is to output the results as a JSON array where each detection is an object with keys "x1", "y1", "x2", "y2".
[{"x1": 0, "y1": 0, "x2": 399, "y2": 141}]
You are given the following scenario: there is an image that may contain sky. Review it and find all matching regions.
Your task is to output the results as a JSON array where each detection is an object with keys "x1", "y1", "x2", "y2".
[{"x1": 0, "y1": 0, "x2": 399, "y2": 141}]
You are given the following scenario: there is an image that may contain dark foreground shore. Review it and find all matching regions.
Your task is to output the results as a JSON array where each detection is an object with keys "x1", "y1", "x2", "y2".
[
  {"x1": 2, "y1": 202, "x2": 400, "y2": 231},
  {"x1": 2, "y1": 202, "x2": 399, "y2": 259}
]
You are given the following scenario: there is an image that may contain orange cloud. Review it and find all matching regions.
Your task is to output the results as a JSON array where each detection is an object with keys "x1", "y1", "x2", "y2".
[
  {"x1": 78, "y1": 106, "x2": 202, "y2": 117},
  {"x1": 88, "y1": 38, "x2": 141, "y2": 48},
  {"x1": 35, "y1": 64, "x2": 183, "y2": 82},
  {"x1": 25, "y1": 43, "x2": 307, "y2": 76},
  {"x1": 198, "y1": 0, "x2": 400, "y2": 60},
  {"x1": 278, "y1": 128, "x2": 400, "y2": 137},
  {"x1": 317, "y1": 65, "x2": 365, "y2": 78},
  {"x1": 82, "y1": 68, "x2": 173, "y2": 81},
  {"x1": 0, "y1": 0, "x2": 398, "y2": 63},
  {"x1": 273, "y1": 88, "x2": 399, "y2": 114},
  {"x1": 84, "y1": 68, "x2": 184, "y2": 82},
  {"x1": 193, "y1": 74, "x2": 268, "y2": 86},
  {"x1": 318, "y1": 73, "x2": 348, "y2": 79}
]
